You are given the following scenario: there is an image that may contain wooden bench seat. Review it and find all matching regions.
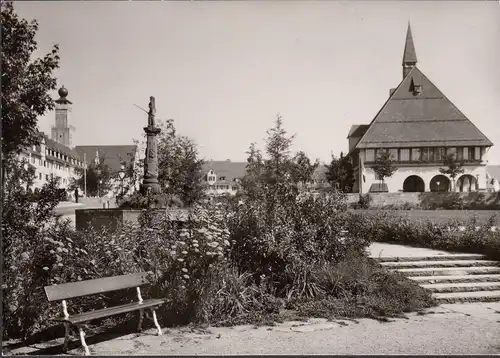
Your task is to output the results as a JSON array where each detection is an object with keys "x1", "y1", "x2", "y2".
[
  {"x1": 52, "y1": 298, "x2": 166, "y2": 324},
  {"x1": 44, "y1": 272, "x2": 166, "y2": 356}
]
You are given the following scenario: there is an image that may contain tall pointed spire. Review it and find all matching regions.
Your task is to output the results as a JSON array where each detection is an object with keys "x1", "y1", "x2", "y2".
[{"x1": 402, "y1": 22, "x2": 417, "y2": 78}]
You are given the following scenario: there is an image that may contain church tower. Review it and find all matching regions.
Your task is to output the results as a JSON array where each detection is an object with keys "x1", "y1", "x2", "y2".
[
  {"x1": 402, "y1": 22, "x2": 417, "y2": 79},
  {"x1": 51, "y1": 85, "x2": 75, "y2": 148}
]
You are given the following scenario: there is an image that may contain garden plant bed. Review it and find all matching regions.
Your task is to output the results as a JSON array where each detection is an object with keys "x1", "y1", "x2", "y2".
[{"x1": 351, "y1": 209, "x2": 500, "y2": 225}]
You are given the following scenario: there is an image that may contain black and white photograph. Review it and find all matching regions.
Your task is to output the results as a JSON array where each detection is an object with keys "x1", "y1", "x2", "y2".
[{"x1": 2, "y1": 0, "x2": 500, "y2": 355}]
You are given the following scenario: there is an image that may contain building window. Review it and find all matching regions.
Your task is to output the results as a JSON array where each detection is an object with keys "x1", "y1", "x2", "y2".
[
  {"x1": 365, "y1": 149, "x2": 375, "y2": 162},
  {"x1": 421, "y1": 148, "x2": 429, "y2": 161},
  {"x1": 388, "y1": 149, "x2": 398, "y2": 161},
  {"x1": 45, "y1": 174, "x2": 49, "y2": 181},
  {"x1": 411, "y1": 148, "x2": 421, "y2": 161},
  {"x1": 31, "y1": 157, "x2": 35, "y2": 164},
  {"x1": 219, "y1": 176, "x2": 226, "y2": 181},
  {"x1": 39, "y1": 173, "x2": 42, "y2": 180},
  {"x1": 456, "y1": 147, "x2": 464, "y2": 161},
  {"x1": 468, "y1": 147, "x2": 475, "y2": 161},
  {"x1": 435, "y1": 147, "x2": 445, "y2": 162},
  {"x1": 400, "y1": 149, "x2": 410, "y2": 161}
]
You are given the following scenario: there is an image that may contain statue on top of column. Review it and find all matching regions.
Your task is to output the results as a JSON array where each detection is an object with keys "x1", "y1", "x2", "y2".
[{"x1": 148, "y1": 96, "x2": 156, "y2": 127}]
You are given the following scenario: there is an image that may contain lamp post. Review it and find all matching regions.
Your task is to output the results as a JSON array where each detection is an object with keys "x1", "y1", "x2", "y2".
[
  {"x1": 437, "y1": 181, "x2": 440, "y2": 193},
  {"x1": 97, "y1": 168, "x2": 102, "y2": 197},
  {"x1": 118, "y1": 164, "x2": 126, "y2": 196}
]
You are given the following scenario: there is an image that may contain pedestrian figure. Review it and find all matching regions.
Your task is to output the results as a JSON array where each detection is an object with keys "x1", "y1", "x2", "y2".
[{"x1": 75, "y1": 187, "x2": 79, "y2": 203}]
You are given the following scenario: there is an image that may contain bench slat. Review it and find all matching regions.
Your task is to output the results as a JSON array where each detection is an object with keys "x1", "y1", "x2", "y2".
[
  {"x1": 52, "y1": 298, "x2": 166, "y2": 324},
  {"x1": 44, "y1": 272, "x2": 150, "y2": 302}
]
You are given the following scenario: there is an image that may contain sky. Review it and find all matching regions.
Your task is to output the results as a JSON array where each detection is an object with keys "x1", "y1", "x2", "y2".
[{"x1": 14, "y1": 1, "x2": 500, "y2": 164}]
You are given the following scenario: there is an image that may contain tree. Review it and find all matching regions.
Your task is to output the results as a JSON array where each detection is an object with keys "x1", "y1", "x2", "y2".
[
  {"x1": 1, "y1": 2, "x2": 60, "y2": 160},
  {"x1": 72, "y1": 158, "x2": 113, "y2": 197},
  {"x1": 290, "y1": 151, "x2": 319, "y2": 188},
  {"x1": 325, "y1": 153, "x2": 355, "y2": 192},
  {"x1": 240, "y1": 142, "x2": 265, "y2": 200},
  {"x1": 372, "y1": 150, "x2": 398, "y2": 186},
  {"x1": 439, "y1": 152, "x2": 464, "y2": 191},
  {"x1": 156, "y1": 119, "x2": 206, "y2": 206},
  {"x1": 241, "y1": 114, "x2": 317, "y2": 197},
  {"x1": 263, "y1": 114, "x2": 295, "y2": 186}
]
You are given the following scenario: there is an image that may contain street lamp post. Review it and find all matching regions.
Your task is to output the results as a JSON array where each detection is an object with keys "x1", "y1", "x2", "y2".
[
  {"x1": 97, "y1": 168, "x2": 102, "y2": 197},
  {"x1": 118, "y1": 164, "x2": 126, "y2": 196},
  {"x1": 437, "y1": 181, "x2": 440, "y2": 193}
]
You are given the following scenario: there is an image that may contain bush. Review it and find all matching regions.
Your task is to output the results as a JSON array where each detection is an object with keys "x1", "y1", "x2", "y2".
[
  {"x1": 292, "y1": 254, "x2": 435, "y2": 320},
  {"x1": 118, "y1": 191, "x2": 185, "y2": 209},
  {"x1": 358, "y1": 193, "x2": 372, "y2": 209},
  {"x1": 349, "y1": 210, "x2": 500, "y2": 260}
]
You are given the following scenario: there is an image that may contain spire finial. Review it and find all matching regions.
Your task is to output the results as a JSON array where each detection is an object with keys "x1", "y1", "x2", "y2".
[{"x1": 402, "y1": 22, "x2": 417, "y2": 65}]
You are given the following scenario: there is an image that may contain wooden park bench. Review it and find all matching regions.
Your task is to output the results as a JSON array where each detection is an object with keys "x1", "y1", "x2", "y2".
[{"x1": 44, "y1": 272, "x2": 166, "y2": 355}]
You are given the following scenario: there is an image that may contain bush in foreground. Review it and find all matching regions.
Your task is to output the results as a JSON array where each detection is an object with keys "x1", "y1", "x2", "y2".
[{"x1": 347, "y1": 211, "x2": 500, "y2": 260}]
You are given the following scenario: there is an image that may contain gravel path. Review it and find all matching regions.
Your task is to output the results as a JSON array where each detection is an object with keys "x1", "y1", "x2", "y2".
[{"x1": 6, "y1": 303, "x2": 500, "y2": 355}]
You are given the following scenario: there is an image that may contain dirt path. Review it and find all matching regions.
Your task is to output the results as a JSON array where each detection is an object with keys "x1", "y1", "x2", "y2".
[{"x1": 6, "y1": 302, "x2": 500, "y2": 356}]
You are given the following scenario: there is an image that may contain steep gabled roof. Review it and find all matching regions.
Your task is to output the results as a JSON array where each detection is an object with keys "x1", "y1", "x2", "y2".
[
  {"x1": 203, "y1": 160, "x2": 247, "y2": 182},
  {"x1": 348, "y1": 125, "x2": 370, "y2": 138},
  {"x1": 75, "y1": 145, "x2": 138, "y2": 173},
  {"x1": 355, "y1": 66, "x2": 493, "y2": 149}
]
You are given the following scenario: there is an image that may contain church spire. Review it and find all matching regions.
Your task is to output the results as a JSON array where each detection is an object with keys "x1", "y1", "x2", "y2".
[{"x1": 402, "y1": 22, "x2": 417, "y2": 78}]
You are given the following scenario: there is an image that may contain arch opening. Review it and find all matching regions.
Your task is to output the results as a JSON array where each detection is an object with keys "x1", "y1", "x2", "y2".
[
  {"x1": 403, "y1": 175, "x2": 425, "y2": 192},
  {"x1": 430, "y1": 175, "x2": 451, "y2": 192},
  {"x1": 457, "y1": 174, "x2": 477, "y2": 192}
]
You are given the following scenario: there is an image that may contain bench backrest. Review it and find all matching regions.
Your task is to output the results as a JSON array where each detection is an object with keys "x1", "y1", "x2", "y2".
[{"x1": 44, "y1": 272, "x2": 149, "y2": 302}]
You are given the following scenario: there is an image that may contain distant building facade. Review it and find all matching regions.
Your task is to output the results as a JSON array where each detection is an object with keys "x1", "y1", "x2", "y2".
[
  {"x1": 19, "y1": 86, "x2": 138, "y2": 195},
  {"x1": 347, "y1": 24, "x2": 493, "y2": 194},
  {"x1": 202, "y1": 160, "x2": 329, "y2": 196},
  {"x1": 203, "y1": 160, "x2": 246, "y2": 196}
]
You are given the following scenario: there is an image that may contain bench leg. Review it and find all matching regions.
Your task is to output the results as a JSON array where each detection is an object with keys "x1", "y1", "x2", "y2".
[
  {"x1": 138, "y1": 309, "x2": 144, "y2": 332},
  {"x1": 63, "y1": 323, "x2": 71, "y2": 353},
  {"x1": 150, "y1": 309, "x2": 162, "y2": 336},
  {"x1": 78, "y1": 326, "x2": 91, "y2": 356}
]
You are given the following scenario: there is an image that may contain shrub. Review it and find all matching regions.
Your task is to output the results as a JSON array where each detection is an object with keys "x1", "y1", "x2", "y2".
[
  {"x1": 2, "y1": 158, "x2": 68, "y2": 339},
  {"x1": 350, "y1": 210, "x2": 500, "y2": 260},
  {"x1": 118, "y1": 191, "x2": 185, "y2": 209},
  {"x1": 358, "y1": 193, "x2": 372, "y2": 209},
  {"x1": 291, "y1": 254, "x2": 435, "y2": 319}
]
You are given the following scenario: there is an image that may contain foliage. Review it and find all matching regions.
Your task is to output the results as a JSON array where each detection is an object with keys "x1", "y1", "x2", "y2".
[
  {"x1": 372, "y1": 150, "x2": 398, "y2": 184},
  {"x1": 348, "y1": 211, "x2": 500, "y2": 261},
  {"x1": 3, "y1": 113, "x2": 437, "y2": 342},
  {"x1": 157, "y1": 119, "x2": 206, "y2": 206},
  {"x1": 325, "y1": 152, "x2": 355, "y2": 192},
  {"x1": 439, "y1": 152, "x2": 465, "y2": 191},
  {"x1": 292, "y1": 255, "x2": 434, "y2": 320},
  {"x1": 72, "y1": 158, "x2": 113, "y2": 197},
  {"x1": 118, "y1": 191, "x2": 184, "y2": 209},
  {"x1": 357, "y1": 193, "x2": 372, "y2": 209},
  {"x1": 1, "y1": 2, "x2": 60, "y2": 159},
  {"x1": 2, "y1": 157, "x2": 66, "y2": 339}
]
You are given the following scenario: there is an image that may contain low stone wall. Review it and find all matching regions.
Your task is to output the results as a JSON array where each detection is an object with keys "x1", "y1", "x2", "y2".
[
  {"x1": 75, "y1": 208, "x2": 190, "y2": 231},
  {"x1": 346, "y1": 192, "x2": 500, "y2": 209}
]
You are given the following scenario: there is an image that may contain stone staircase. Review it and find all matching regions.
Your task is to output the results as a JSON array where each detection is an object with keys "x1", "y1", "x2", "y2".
[{"x1": 375, "y1": 254, "x2": 500, "y2": 303}]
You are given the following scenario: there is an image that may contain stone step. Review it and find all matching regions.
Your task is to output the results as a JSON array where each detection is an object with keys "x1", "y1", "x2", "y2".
[
  {"x1": 381, "y1": 260, "x2": 498, "y2": 269},
  {"x1": 421, "y1": 281, "x2": 500, "y2": 293},
  {"x1": 409, "y1": 274, "x2": 500, "y2": 284},
  {"x1": 374, "y1": 254, "x2": 486, "y2": 263},
  {"x1": 433, "y1": 290, "x2": 500, "y2": 303},
  {"x1": 392, "y1": 266, "x2": 500, "y2": 277}
]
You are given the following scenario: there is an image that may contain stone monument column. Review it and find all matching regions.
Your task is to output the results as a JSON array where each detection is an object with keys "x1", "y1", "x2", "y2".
[{"x1": 141, "y1": 96, "x2": 162, "y2": 194}]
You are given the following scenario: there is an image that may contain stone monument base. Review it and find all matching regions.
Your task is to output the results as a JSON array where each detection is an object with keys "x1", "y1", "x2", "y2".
[{"x1": 75, "y1": 208, "x2": 190, "y2": 232}]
